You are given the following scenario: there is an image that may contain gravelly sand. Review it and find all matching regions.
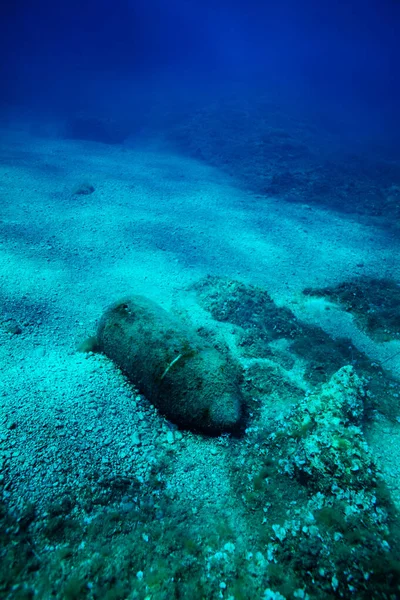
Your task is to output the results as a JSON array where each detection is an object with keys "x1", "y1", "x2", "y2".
[{"x1": 1, "y1": 129, "x2": 400, "y2": 596}]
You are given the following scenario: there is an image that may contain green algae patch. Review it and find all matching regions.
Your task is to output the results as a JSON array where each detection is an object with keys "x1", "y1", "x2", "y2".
[
  {"x1": 265, "y1": 366, "x2": 400, "y2": 599},
  {"x1": 270, "y1": 366, "x2": 372, "y2": 492}
]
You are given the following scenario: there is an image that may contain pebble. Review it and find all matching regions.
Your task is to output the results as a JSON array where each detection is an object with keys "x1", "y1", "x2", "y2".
[{"x1": 131, "y1": 432, "x2": 141, "y2": 445}]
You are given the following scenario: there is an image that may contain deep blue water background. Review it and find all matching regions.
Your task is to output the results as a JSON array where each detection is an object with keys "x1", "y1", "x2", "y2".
[
  {"x1": 1, "y1": 0, "x2": 399, "y2": 220},
  {"x1": 2, "y1": 5, "x2": 400, "y2": 598},
  {"x1": 1, "y1": 1, "x2": 399, "y2": 118}
]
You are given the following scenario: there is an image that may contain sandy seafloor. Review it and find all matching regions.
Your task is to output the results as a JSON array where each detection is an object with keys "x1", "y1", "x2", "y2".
[{"x1": 1, "y1": 123, "x2": 400, "y2": 599}]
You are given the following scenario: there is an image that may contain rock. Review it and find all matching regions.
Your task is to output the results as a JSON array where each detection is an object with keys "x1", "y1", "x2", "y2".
[
  {"x1": 72, "y1": 182, "x2": 95, "y2": 196},
  {"x1": 273, "y1": 366, "x2": 374, "y2": 493},
  {"x1": 131, "y1": 432, "x2": 141, "y2": 445},
  {"x1": 96, "y1": 295, "x2": 243, "y2": 434},
  {"x1": 1, "y1": 318, "x2": 22, "y2": 335}
]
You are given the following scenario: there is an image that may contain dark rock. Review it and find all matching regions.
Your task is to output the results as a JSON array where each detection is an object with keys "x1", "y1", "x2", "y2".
[
  {"x1": 1, "y1": 318, "x2": 22, "y2": 335},
  {"x1": 72, "y1": 182, "x2": 95, "y2": 196}
]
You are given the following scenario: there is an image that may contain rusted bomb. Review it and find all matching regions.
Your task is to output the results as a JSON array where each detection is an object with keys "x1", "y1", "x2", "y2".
[{"x1": 95, "y1": 295, "x2": 243, "y2": 434}]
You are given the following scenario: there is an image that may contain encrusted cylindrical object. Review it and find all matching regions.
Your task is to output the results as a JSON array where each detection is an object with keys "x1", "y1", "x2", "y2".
[{"x1": 96, "y1": 295, "x2": 243, "y2": 434}]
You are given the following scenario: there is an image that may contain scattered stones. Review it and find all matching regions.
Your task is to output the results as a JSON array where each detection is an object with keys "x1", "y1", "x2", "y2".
[{"x1": 2, "y1": 276, "x2": 400, "y2": 599}]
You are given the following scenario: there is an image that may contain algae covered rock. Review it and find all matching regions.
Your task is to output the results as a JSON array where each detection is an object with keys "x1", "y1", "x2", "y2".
[
  {"x1": 96, "y1": 296, "x2": 243, "y2": 434},
  {"x1": 266, "y1": 366, "x2": 400, "y2": 599},
  {"x1": 272, "y1": 365, "x2": 374, "y2": 492}
]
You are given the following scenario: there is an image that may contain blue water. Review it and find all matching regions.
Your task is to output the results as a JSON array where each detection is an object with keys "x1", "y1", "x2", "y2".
[{"x1": 1, "y1": 1, "x2": 400, "y2": 599}]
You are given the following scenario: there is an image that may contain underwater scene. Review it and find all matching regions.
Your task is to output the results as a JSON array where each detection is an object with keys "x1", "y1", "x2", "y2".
[{"x1": 1, "y1": 1, "x2": 400, "y2": 599}]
